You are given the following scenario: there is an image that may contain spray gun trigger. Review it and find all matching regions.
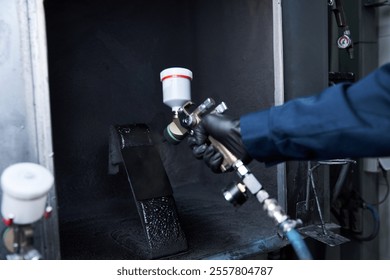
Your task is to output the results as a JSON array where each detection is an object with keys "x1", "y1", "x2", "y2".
[{"x1": 213, "y1": 102, "x2": 228, "y2": 114}]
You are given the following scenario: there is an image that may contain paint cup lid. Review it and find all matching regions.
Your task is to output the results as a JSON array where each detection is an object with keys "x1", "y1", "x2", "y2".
[
  {"x1": 160, "y1": 67, "x2": 193, "y2": 82},
  {"x1": 1, "y1": 163, "x2": 53, "y2": 200}
]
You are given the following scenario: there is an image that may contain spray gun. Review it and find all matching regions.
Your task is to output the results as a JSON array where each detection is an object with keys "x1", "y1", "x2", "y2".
[
  {"x1": 1, "y1": 163, "x2": 53, "y2": 260},
  {"x1": 160, "y1": 68, "x2": 312, "y2": 259}
]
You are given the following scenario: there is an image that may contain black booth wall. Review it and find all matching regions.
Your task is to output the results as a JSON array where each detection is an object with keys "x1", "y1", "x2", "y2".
[{"x1": 45, "y1": 0, "x2": 278, "y2": 259}]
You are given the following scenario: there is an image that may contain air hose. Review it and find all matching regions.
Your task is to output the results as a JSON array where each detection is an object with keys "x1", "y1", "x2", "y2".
[
  {"x1": 285, "y1": 229, "x2": 313, "y2": 260},
  {"x1": 285, "y1": 228, "x2": 313, "y2": 260},
  {"x1": 353, "y1": 203, "x2": 380, "y2": 242}
]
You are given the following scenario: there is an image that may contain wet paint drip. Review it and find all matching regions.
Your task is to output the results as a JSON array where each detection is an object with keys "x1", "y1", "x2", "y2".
[{"x1": 139, "y1": 196, "x2": 187, "y2": 258}]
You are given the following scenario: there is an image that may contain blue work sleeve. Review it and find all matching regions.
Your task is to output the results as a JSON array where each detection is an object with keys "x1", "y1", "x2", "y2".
[{"x1": 240, "y1": 63, "x2": 390, "y2": 163}]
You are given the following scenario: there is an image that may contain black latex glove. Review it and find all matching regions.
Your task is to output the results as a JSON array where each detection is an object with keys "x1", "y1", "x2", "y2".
[{"x1": 187, "y1": 114, "x2": 252, "y2": 173}]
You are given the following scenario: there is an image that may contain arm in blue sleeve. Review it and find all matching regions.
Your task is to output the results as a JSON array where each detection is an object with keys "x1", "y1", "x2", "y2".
[{"x1": 240, "y1": 63, "x2": 390, "y2": 163}]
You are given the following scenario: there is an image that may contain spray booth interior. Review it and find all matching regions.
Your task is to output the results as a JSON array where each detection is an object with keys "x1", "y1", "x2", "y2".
[{"x1": 42, "y1": 0, "x2": 328, "y2": 259}]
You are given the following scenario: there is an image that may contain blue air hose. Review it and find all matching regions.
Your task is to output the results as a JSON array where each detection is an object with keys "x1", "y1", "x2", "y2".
[{"x1": 285, "y1": 229, "x2": 313, "y2": 260}]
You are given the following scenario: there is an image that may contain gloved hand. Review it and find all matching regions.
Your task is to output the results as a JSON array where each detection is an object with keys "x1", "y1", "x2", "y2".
[{"x1": 187, "y1": 114, "x2": 252, "y2": 173}]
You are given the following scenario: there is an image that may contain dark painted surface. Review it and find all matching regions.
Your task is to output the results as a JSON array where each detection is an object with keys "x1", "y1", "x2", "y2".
[
  {"x1": 109, "y1": 123, "x2": 187, "y2": 259},
  {"x1": 45, "y1": 0, "x2": 281, "y2": 259}
]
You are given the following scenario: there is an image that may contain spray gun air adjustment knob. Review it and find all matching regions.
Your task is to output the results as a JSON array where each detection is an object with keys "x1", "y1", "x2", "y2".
[{"x1": 222, "y1": 182, "x2": 248, "y2": 207}]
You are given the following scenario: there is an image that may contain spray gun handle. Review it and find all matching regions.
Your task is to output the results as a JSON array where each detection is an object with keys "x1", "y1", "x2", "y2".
[
  {"x1": 208, "y1": 136, "x2": 238, "y2": 172},
  {"x1": 205, "y1": 101, "x2": 236, "y2": 172}
]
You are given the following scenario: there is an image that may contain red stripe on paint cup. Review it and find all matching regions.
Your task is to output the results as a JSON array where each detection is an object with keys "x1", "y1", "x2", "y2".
[{"x1": 161, "y1": 74, "x2": 192, "y2": 82}]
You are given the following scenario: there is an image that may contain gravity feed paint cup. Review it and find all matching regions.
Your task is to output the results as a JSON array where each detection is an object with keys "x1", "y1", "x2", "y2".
[
  {"x1": 1, "y1": 163, "x2": 54, "y2": 225},
  {"x1": 160, "y1": 67, "x2": 192, "y2": 112}
]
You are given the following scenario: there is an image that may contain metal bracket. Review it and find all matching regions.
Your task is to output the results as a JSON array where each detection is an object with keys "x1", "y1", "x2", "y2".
[
  {"x1": 298, "y1": 223, "x2": 350, "y2": 247},
  {"x1": 298, "y1": 160, "x2": 351, "y2": 247}
]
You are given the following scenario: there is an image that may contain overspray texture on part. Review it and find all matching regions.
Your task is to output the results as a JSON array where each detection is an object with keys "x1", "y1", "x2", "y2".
[{"x1": 108, "y1": 123, "x2": 187, "y2": 259}]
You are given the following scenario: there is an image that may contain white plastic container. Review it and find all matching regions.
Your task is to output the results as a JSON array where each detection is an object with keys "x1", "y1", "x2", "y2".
[
  {"x1": 160, "y1": 67, "x2": 192, "y2": 112},
  {"x1": 1, "y1": 163, "x2": 54, "y2": 225}
]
